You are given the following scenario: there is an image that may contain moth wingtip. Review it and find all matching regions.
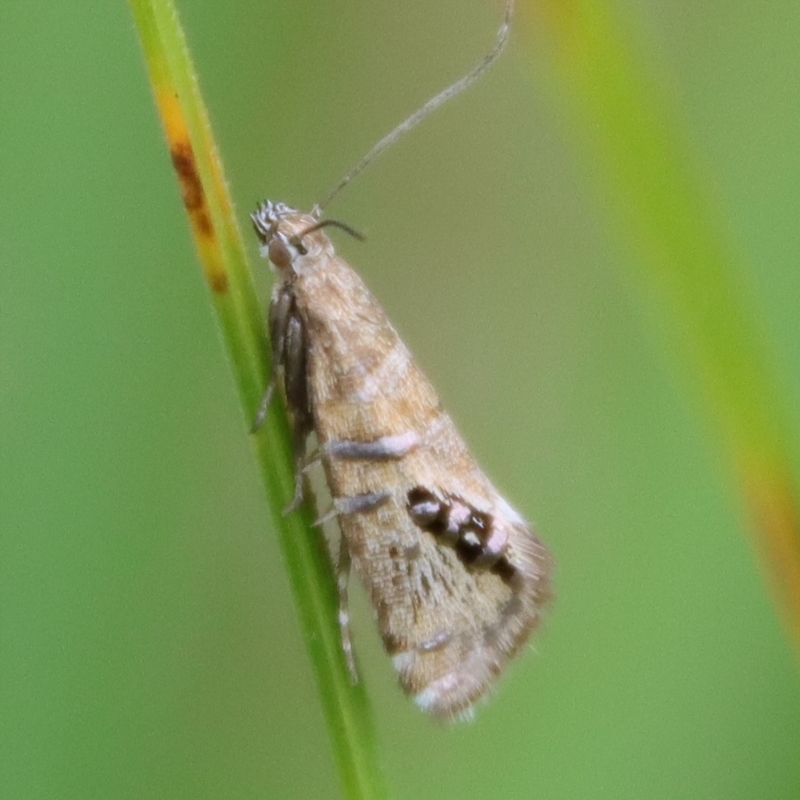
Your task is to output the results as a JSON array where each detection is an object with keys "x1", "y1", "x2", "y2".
[
  {"x1": 410, "y1": 671, "x2": 489, "y2": 723},
  {"x1": 412, "y1": 688, "x2": 479, "y2": 723}
]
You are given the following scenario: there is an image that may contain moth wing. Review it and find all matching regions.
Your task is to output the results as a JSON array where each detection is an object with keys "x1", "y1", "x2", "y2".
[
  {"x1": 340, "y1": 477, "x2": 550, "y2": 719},
  {"x1": 292, "y1": 242, "x2": 551, "y2": 718}
]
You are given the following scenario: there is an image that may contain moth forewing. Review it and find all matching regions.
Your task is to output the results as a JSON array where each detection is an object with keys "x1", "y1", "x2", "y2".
[{"x1": 252, "y1": 202, "x2": 551, "y2": 720}]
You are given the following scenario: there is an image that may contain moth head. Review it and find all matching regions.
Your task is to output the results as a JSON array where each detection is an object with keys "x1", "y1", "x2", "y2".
[
  {"x1": 251, "y1": 200, "x2": 339, "y2": 276},
  {"x1": 251, "y1": 201, "x2": 304, "y2": 275},
  {"x1": 251, "y1": 200, "x2": 364, "y2": 278}
]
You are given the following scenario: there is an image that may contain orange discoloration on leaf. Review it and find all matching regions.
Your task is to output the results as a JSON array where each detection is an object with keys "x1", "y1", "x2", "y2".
[
  {"x1": 157, "y1": 88, "x2": 234, "y2": 237},
  {"x1": 154, "y1": 85, "x2": 186, "y2": 145},
  {"x1": 747, "y1": 471, "x2": 800, "y2": 650},
  {"x1": 153, "y1": 87, "x2": 228, "y2": 294},
  {"x1": 170, "y1": 140, "x2": 214, "y2": 237}
]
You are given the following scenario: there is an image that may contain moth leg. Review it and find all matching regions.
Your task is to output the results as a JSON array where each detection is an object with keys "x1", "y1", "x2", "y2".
[
  {"x1": 282, "y1": 314, "x2": 313, "y2": 514},
  {"x1": 251, "y1": 378, "x2": 276, "y2": 433},
  {"x1": 336, "y1": 534, "x2": 359, "y2": 684},
  {"x1": 298, "y1": 441, "x2": 323, "y2": 475},
  {"x1": 282, "y1": 459, "x2": 306, "y2": 515},
  {"x1": 252, "y1": 287, "x2": 294, "y2": 433},
  {"x1": 283, "y1": 427, "x2": 308, "y2": 515},
  {"x1": 301, "y1": 451, "x2": 323, "y2": 474},
  {"x1": 313, "y1": 491, "x2": 390, "y2": 526},
  {"x1": 268, "y1": 284, "x2": 294, "y2": 358}
]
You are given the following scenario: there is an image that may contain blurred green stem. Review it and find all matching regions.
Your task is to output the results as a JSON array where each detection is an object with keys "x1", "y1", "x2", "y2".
[{"x1": 525, "y1": 1, "x2": 800, "y2": 647}]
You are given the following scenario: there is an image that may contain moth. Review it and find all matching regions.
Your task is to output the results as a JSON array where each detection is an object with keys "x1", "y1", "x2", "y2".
[
  {"x1": 251, "y1": 0, "x2": 552, "y2": 719},
  {"x1": 251, "y1": 202, "x2": 551, "y2": 719}
]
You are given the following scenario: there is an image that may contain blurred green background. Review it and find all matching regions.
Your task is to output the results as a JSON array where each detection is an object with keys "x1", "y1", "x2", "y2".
[{"x1": 3, "y1": 1, "x2": 800, "y2": 798}]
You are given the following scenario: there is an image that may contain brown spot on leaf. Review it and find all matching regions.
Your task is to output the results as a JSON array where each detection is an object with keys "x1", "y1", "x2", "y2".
[
  {"x1": 170, "y1": 141, "x2": 214, "y2": 238},
  {"x1": 208, "y1": 270, "x2": 229, "y2": 293}
]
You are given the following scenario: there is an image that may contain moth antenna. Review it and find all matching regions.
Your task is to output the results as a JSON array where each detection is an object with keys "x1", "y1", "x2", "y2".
[
  {"x1": 296, "y1": 218, "x2": 366, "y2": 243},
  {"x1": 314, "y1": 0, "x2": 515, "y2": 214}
]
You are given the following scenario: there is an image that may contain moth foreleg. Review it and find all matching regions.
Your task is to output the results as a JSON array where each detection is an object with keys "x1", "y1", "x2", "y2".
[
  {"x1": 268, "y1": 285, "x2": 294, "y2": 357},
  {"x1": 251, "y1": 377, "x2": 276, "y2": 433},
  {"x1": 313, "y1": 491, "x2": 391, "y2": 526},
  {"x1": 252, "y1": 287, "x2": 295, "y2": 434},
  {"x1": 282, "y1": 312, "x2": 314, "y2": 514},
  {"x1": 336, "y1": 534, "x2": 358, "y2": 684}
]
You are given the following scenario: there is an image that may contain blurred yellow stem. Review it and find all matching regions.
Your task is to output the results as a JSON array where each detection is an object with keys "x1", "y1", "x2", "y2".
[{"x1": 525, "y1": 0, "x2": 800, "y2": 650}]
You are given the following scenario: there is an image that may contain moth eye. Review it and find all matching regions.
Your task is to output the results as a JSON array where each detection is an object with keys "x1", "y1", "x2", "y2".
[{"x1": 268, "y1": 237, "x2": 293, "y2": 271}]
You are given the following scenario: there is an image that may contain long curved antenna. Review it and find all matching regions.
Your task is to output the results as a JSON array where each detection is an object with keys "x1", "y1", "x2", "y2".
[
  {"x1": 315, "y1": 0, "x2": 515, "y2": 214},
  {"x1": 296, "y1": 218, "x2": 366, "y2": 243}
]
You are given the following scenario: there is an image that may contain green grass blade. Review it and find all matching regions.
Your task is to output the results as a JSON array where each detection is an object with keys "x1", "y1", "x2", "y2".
[{"x1": 127, "y1": 1, "x2": 390, "y2": 796}]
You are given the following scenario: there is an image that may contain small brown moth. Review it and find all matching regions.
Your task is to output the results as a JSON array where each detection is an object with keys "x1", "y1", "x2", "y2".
[{"x1": 252, "y1": 0, "x2": 552, "y2": 720}]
